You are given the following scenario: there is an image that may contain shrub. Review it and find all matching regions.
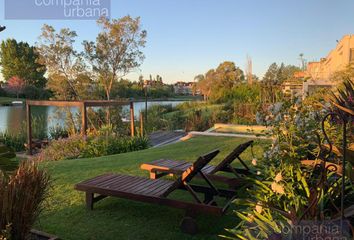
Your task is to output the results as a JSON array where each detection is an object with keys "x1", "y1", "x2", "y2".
[
  {"x1": 34, "y1": 132, "x2": 149, "y2": 161},
  {"x1": 0, "y1": 132, "x2": 26, "y2": 152},
  {"x1": 33, "y1": 134, "x2": 85, "y2": 162},
  {"x1": 0, "y1": 160, "x2": 50, "y2": 240},
  {"x1": 0, "y1": 116, "x2": 49, "y2": 152},
  {"x1": 22, "y1": 85, "x2": 52, "y2": 100},
  {"x1": 0, "y1": 88, "x2": 7, "y2": 97},
  {"x1": 143, "y1": 104, "x2": 175, "y2": 132},
  {"x1": 48, "y1": 125, "x2": 69, "y2": 140},
  {"x1": 82, "y1": 135, "x2": 149, "y2": 158},
  {"x1": 224, "y1": 97, "x2": 354, "y2": 239},
  {"x1": 0, "y1": 145, "x2": 17, "y2": 175}
]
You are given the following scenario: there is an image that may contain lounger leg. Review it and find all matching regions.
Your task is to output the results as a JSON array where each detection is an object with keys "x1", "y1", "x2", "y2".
[
  {"x1": 203, "y1": 193, "x2": 217, "y2": 206},
  {"x1": 149, "y1": 171, "x2": 157, "y2": 179},
  {"x1": 86, "y1": 192, "x2": 94, "y2": 210},
  {"x1": 180, "y1": 211, "x2": 198, "y2": 234}
]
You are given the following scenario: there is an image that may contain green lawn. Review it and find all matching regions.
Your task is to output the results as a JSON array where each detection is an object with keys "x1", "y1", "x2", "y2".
[
  {"x1": 37, "y1": 136, "x2": 269, "y2": 240},
  {"x1": 0, "y1": 97, "x2": 24, "y2": 105}
]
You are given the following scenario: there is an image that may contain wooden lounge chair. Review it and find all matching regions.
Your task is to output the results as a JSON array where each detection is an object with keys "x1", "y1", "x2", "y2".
[
  {"x1": 140, "y1": 140, "x2": 254, "y2": 188},
  {"x1": 75, "y1": 150, "x2": 236, "y2": 234}
]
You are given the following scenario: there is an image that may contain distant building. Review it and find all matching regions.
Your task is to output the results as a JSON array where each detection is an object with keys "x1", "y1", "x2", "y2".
[
  {"x1": 281, "y1": 79, "x2": 303, "y2": 99},
  {"x1": 302, "y1": 79, "x2": 337, "y2": 98},
  {"x1": 282, "y1": 35, "x2": 354, "y2": 99},
  {"x1": 173, "y1": 81, "x2": 195, "y2": 95},
  {"x1": 306, "y1": 35, "x2": 354, "y2": 81},
  {"x1": 143, "y1": 79, "x2": 164, "y2": 88}
]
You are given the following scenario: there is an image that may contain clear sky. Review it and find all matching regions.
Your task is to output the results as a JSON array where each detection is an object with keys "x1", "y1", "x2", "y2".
[{"x1": 0, "y1": 0, "x2": 354, "y2": 83}]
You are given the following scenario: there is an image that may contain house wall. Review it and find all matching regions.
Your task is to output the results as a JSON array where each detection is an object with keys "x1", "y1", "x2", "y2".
[{"x1": 306, "y1": 35, "x2": 354, "y2": 81}]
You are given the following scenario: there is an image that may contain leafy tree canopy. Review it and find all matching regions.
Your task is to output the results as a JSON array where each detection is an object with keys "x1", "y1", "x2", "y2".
[{"x1": 0, "y1": 39, "x2": 46, "y2": 88}]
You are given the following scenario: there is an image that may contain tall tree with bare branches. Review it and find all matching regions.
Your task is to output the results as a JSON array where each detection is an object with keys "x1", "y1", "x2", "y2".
[
  {"x1": 36, "y1": 25, "x2": 87, "y2": 100},
  {"x1": 83, "y1": 16, "x2": 147, "y2": 100}
]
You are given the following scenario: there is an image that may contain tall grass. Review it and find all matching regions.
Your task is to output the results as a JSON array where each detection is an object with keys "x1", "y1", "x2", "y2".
[{"x1": 0, "y1": 161, "x2": 50, "y2": 240}]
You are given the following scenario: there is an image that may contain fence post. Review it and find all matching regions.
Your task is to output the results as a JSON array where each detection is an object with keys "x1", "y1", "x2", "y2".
[
  {"x1": 130, "y1": 101, "x2": 135, "y2": 137},
  {"x1": 26, "y1": 102, "x2": 33, "y2": 155},
  {"x1": 81, "y1": 102, "x2": 87, "y2": 136},
  {"x1": 140, "y1": 111, "x2": 144, "y2": 136}
]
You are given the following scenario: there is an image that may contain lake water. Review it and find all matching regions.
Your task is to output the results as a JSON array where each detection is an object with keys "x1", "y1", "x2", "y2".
[{"x1": 0, "y1": 101, "x2": 185, "y2": 134}]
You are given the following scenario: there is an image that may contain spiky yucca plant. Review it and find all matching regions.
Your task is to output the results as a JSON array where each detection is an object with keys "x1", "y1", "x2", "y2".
[{"x1": 330, "y1": 78, "x2": 354, "y2": 121}]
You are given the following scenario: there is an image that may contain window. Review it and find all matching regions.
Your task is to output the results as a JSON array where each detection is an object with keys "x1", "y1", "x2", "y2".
[{"x1": 350, "y1": 48, "x2": 354, "y2": 62}]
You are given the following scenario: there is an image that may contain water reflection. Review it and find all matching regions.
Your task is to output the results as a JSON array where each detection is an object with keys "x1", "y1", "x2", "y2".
[{"x1": 0, "y1": 101, "x2": 185, "y2": 135}]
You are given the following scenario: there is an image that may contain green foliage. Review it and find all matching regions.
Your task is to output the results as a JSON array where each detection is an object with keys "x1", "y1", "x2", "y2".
[
  {"x1": 33, "y1": 135, "x2": 85, "y2": 161},
  {"x1": 0, "y1": 161, "x2": 50, "y2": 240},
  {"x1": 0, "y1": 39, "x2": 46, "y2": 88},
  {"x1": 261, "y1": 63, "x2": 301, "y2": 103},
  {"x1": 37, "y1": 24, "x2": 87, "y2": 100},
  {"x1": 34, "y1": 129, "x2": 149, "y2": 161},
  {"x1": 0, "y1": 116, "x2": 52, "y2": 152},
  {"x1": 195, "y1": 61, "x2": 245, "y2": 102},
  {"x1": 225, "y1": 97, "x2": 354, "y2": 239},
  {"x1": 329, "y1": 78, "x2": 354, "y2": 122},
  {"x1": 82, "y1": 135, "x2": 149, "y2": 158},
  {"x1": 21, "y1": 85, "x2": 52, "y2": 100},
  {"x1": 0, "y1": 145, "x2": 17, "y2": 175},
  {"x1": 48, "y1": 125, "x2": 69, "y2": 140},
  {"x1": 83, "y1": 16, "x2": 147, "y2": 100},
  {"x1": 0, "y1": 132, "x2": 26, "y2": 152}
]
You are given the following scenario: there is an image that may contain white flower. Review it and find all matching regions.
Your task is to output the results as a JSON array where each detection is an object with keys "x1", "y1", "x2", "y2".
[
  {"x1": 252, "y1": 158, "x2": 257, "y2": 166},
  {"x1": 271, "y1": 182, "x2": 285, "y2": 195},
  {"x1": 257, "y1": 171, "x2": 261, "y2": 175},
  {"x1": 255, "y1": 204, "x2": 263, "y2": 214},
  {"x1": 275, "y1": 172, "x2": 283, "y2": 182}
]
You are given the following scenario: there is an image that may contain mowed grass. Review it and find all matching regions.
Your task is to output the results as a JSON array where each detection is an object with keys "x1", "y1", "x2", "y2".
[{"x1": 36, "y1": 136, "x2": 269, "y2": 240}]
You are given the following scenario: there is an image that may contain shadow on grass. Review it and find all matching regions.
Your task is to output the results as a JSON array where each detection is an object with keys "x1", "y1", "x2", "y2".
[{"x1": 37, "y1": 195, "x2": 237, "y2": 240}]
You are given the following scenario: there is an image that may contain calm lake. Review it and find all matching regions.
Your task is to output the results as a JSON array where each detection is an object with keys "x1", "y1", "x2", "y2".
[{"x1": 0, "y1": 101, "x2": 185, "y2": 134}]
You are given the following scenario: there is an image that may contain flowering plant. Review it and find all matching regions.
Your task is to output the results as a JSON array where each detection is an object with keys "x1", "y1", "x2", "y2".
[{"x1": 223, "y1": 94, "x2": 354, "y2": 239}]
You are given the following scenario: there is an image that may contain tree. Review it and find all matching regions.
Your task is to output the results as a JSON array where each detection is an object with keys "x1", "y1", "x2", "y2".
[
  {"x1": 261, "y1": 63, "x2": 279, "y2": 103},
  {"x1": 83, "y1": 16, "x2": 147, "y2": 100},
  {"x1": 277, "y1": 64, "x2": 301, "y2": 83},
  {"x1": 299, "y1": 53, "x2": 307, "y2": 71},
  {"x1": 196, "y1": 71, "x2": 213, "y2": 101},
  {"x1": 195, "y1": 61, "x2": 245, "y2": 102},
  {"x1": 36, "y1": 25, "x2": 87, "y2": 100},
  {"x1": 211, "y1": 61, "x2": 245, "y2": 102},
  {"x1": 6, "y1": 76, "x2": 25, "y2": 98},
  {"x1": 245, "y1": 55, "x2": 253, "y2": 85},
  {"x1": 0, "y1": 39, "x2": 46, "y2": 88},
  {"x1": 263, "y1": 63, "x2": 279, "y2": 84}
]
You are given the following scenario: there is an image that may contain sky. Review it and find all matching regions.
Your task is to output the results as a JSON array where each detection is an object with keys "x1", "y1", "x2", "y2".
[{"x1": 0, "y1": 0, "x2": 354, "y2": 83}]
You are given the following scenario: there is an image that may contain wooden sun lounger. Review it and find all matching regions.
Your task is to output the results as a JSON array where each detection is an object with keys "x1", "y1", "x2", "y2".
[
  {"x1": 140, "y1": 140, "x2": 254, "y2": 188},
  {"x1": 75, "y1": 150, "x2": 236, "y2": 234}
]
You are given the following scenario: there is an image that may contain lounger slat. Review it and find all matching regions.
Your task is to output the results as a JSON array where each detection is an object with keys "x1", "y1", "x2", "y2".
[
  {"x1": 95, "y1": 175, "x2": 126, "y2": 188},
  {"x1": 129, "y1": 178, "x2": 161, "y2": 193},
  {"x1": 110, "y1": 176, "x2": 146, "y2": 192},
  {"x1": 152, "y1": 183, "x2": 175, "y2": 196},
  {"x1": 137, "y1": 179, "x2": 170, "y2": 194},
  {"x1": 77, "y1": 174, "x2": 173, "y2": 197},
  {"x1": 128, "y1": 178, "x2": 157, "y2": 192},
  {"x1": 157, "y1": 159, "x2": 188, "y2": 169},
  {"x1": 138, "y1": 179, "x2": 172, "y2": 195},
  {"x1": 81, "y1": 174, "x2": 116, "y2": 186}
]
